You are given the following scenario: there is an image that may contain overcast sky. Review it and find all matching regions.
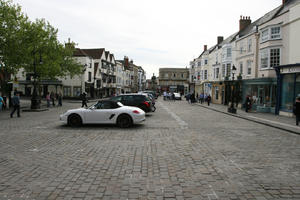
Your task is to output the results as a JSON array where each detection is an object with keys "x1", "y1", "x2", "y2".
[{"x1": 14, "y1": 0, "x2": 282, "y2": 79}]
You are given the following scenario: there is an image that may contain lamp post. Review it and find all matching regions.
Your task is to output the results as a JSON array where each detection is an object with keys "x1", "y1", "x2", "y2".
[
  {"x1": 228, "y1": 65, "x2": 237, "y2": 114},
  {"x1": 81, "y1": 64, "x2": 87, "y2": 95},
  {"x1": 30, "y1": 50, "x2": 42, "y2": 109}
]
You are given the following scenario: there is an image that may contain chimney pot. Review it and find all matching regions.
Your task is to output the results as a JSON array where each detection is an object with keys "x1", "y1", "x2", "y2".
[
  {"x1": 239, "y1": 15, "x2": 252, "y2": 31},
  {"x1": 204, "y1": 45, "x2": 207, "y2": 51}
]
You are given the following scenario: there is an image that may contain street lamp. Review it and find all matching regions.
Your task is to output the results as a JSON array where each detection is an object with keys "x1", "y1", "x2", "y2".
[
  {"x1": 228, "y1": 65, "x2": 237, "y2": 114},
  {"x1": 31, "y1": 50, "x2": 42, "y2": 109},
  {"x1": 81, "y1": 64, "x2": 88, "y2": 95}
]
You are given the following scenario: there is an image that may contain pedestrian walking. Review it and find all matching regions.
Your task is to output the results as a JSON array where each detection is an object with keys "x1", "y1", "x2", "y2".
[
  {"x1": 185, "y1": 93, "x2": 190, "y2": 104},
  {"x1": 196, "y1": 93, "x2": 199, "y2": 102},
  {"x1": 199, "y1": 93, "x2": 204, "y2": 104},
  {"x1": 57, "y1": 92, "x2": 62, "y2": 106},
  {"x1": 245, "y1": 95, "x2": 251, "y2": 112},
  {"x1": 50, "y1": 92, "x2": 55, "y2": 107},
  {"x1": 190, "y1": 93, "x2": 195, "y2": 104},
  {"x1": 171, "y1": 92, "x2": 175, "y2": 101},
  {"x1": 81, "y1": 92, "x2": 88, "y2": 108},
  {"x1": 0, "y1": 93, "x2": 5, "y2": 111},
  {"x1": 207, "y1": 94, "x2": 211, "y2": 106},
  {"x1": 46, "y1": 92, "x2": 51, "y2": 107},
  {"x1": 10, "y1": 92, "x2": 20, "y2": 118},
  {"x1": 163, "y1": 91, "x2": 167, "y2": 101},
  {"x1": 293, "y1": 96, "x2": 300, "y2": 126}
]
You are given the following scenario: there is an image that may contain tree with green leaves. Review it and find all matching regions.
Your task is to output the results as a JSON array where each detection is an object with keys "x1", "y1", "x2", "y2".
[
  {"x1": 0, "y1": 0, "x2": 29, "y2": 95},
  {"x1": 0, "y1": 0, "x2": 81, "y2": 97}
]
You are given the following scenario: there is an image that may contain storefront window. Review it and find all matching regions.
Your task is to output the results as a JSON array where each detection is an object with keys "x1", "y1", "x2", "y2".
[
  {"x1": 63, "y1": 87, "x2": 71, "y2": 97},
  {"x1": 281, "y1": 74, "x2": 294, "y2": 111},
  {"x1": 243, "y1": 83, "x2": 276, "y2": 108}
]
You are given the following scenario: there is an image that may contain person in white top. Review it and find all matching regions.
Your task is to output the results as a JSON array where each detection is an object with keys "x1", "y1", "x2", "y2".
[{"x1": 163, "y1": 91, "x2": 167, "y2": 100}]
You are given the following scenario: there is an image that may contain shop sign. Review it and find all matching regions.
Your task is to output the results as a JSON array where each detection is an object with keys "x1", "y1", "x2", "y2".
[{"x1": 280, "y1": 66, "x2": 300, "y2": 74}]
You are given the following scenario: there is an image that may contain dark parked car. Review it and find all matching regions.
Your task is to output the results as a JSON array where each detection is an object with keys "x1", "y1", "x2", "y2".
[
  {"x1": 109, "y1": 94, "x2": 153, "y2": 113},
  {"x1": 140, "y1": 91, "x2": 157, "y2": 99}
]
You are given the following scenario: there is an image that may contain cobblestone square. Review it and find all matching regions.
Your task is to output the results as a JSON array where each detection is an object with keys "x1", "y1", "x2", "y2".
[{"x1": 0, "y1": 99, "x2": 299, "y2": 199}]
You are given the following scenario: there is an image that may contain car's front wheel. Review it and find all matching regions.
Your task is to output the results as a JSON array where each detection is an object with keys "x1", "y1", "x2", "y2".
[
  {"x1": 68, "y1": 114, "x2": 82, "y2": 127},
  {"x1": 117, "y1": 114, "x2": 132, "y2": 128}
]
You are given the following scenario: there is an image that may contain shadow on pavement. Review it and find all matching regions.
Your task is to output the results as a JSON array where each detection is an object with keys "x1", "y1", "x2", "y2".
[{"x1": 56, "y1": 123, "x2": 145, "y2": 130}]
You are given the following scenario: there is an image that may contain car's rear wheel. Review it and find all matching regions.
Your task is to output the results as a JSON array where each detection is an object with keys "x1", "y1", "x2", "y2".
[
  {"x1": 68, "y1": 114, "x2": 82, "y2": 127},
  {"x1": 117, "y1": 114, "x2": 132, "y2": 128}
]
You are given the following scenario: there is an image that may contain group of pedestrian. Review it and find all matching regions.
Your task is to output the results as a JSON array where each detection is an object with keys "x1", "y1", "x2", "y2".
[
  {"x1": 163, "y1": 91, "x2": 175, "y2": 101},
  {"x1": 46, "y1": 92, "x2": 62, "y2": 107},
  {"x1": 185, "y1": 93, "x2": 211, "y2": 106},
  {"x1": 197, "y1": 93, "x2": 211, "y2": 106}
]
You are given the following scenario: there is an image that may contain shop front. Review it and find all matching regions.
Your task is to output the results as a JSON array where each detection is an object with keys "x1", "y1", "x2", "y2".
[
  {"x1": 203, "y1": 82, "x2": 212, "y2": 96},
  {"x1": 242, "y1": 78, "x2": 277, "y2": 113},
  {"x1": 211, "y1": 82, "x2": 225, "y2": 104},
  {"x1": 275, "y1": 64, "x2": 300, "y2": 116}
]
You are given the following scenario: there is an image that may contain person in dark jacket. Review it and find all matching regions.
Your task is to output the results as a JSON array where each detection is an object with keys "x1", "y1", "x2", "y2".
[
  {"x1": 190, "y1": 93, "x2": 195, "y2": 104},
  {"x1": 207, "y1": 94, "x2": 211, "y2": 106},
  {"x1": 294, "y1": 96, "x2": 300, "y2": 126},
  {"x1": 81, "y1": 92, "x2": 88, "y2": 108},
  {"x1": 10, "y1": 92, "x2": 20, "y2": 118},
  {"x1": 57, "y1": 92, "x2": 62, "y2": 106},
  {"x1": 245, "y1": 95, "x2": 251, "y2": 112},
  {"x1": 50, "y1": 92, "x2": 55, "y2": 106}
]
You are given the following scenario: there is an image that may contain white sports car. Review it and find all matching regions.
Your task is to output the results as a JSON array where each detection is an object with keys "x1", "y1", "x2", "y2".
[{"x1": 60, "y1": 100, "x2": 145, "y2": 128}]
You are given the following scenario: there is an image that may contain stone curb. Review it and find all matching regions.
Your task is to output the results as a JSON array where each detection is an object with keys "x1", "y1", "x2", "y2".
[{"x1": 195, "y1": 103, "x2": 300, "y2": 135}]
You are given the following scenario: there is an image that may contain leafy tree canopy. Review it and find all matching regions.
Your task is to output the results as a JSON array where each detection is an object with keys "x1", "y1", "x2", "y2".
[{"x1": 0, "y1": 0, "x2": 81, "y2": 82}]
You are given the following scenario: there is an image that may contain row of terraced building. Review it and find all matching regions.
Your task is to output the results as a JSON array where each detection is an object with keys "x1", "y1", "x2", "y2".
[{"x1": 189, "y1": 0, "x2": 300, "y2": 116}]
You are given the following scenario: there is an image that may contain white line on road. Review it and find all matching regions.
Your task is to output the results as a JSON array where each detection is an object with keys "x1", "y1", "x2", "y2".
[{"x1": 158, "y1": 101, "x2": 188, "y2": 129}]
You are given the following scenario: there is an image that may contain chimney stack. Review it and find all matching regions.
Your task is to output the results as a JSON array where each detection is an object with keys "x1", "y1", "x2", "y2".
[
  {"x1": 239, "y1": 15, "x2": 251, "y2": 31},
  {"x1": 204, "y1": 45, "x2": 207, "y2": 51},
  {"x1": 217, "y1": 36, "x2": 224, "y2": 45},
  {"x1": 282, "y1": 0, "x2": 290, "y2": 4},
  {"x1": 124, "y1": 56, "x2": 129, "y2": 67}
]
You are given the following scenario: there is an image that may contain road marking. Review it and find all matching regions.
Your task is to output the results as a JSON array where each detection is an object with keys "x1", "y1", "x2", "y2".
[
  {"x1": 158, "y1": 102, "x2": 188, "y2": 129},
  {"x1": 247, "y1": 115, "x2": 300, "y2": 130}
]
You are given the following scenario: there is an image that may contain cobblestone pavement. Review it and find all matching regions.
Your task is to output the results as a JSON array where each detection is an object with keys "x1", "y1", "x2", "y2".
[{"x1": 0, "y1": 98, "x2": 299, "y2": 200}]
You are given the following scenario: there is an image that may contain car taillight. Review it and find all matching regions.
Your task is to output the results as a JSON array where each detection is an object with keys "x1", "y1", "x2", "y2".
[
  {"x1": 133, "y1": 110, "x2": 140, "y2": 114},
  {"x1": 143, "y1": 101, "x2": 150, "y2": 107}
]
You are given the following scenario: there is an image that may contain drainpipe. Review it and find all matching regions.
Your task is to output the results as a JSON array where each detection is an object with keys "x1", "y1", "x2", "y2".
[
  {"x1": 275, "y1": 67, "x2": 281, "y2": 115},
  {"x1": 255, "y1": 32, "x2": 259, "y2": 78}
]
